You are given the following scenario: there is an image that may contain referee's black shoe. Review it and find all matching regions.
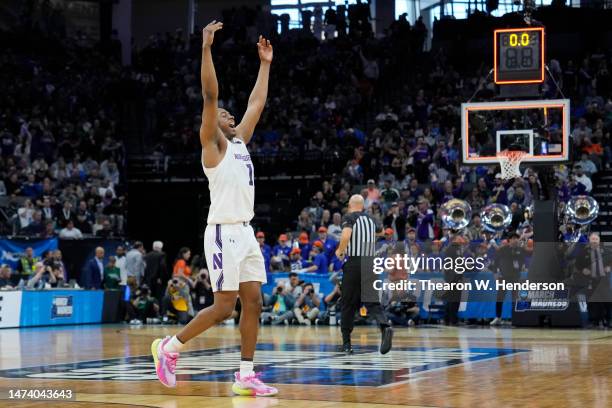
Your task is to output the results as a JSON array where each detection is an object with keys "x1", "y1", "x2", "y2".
[
  {"x1": 380, "y1": 326, "x2": 393, "y2": 355},
  {"x1": 339, "y1": 342, "x2": 353, "y2": 355}
]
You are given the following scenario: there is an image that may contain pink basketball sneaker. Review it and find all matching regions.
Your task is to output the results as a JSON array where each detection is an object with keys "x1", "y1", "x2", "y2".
[
  {"x1": 151, "y1": 336, "x2": 179, "y2": 387},
  {"x1": 232, "y1": 372, "x2": 278, "y2": 396}
]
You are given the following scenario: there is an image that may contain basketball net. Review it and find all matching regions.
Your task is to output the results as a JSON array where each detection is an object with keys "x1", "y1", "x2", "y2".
[{"x1": 498, "y1": 150, "x2": 528, "y2": 180}]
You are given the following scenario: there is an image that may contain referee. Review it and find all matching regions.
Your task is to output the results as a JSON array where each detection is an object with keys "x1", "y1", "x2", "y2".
[{"x1": 335, "y1": 194, "x2": 393, "y2": 355}]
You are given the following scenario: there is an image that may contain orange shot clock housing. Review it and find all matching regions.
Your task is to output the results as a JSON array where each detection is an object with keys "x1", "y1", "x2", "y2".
[{"x1": 494, "y1": 27, "x2": 545, "y2": 85}]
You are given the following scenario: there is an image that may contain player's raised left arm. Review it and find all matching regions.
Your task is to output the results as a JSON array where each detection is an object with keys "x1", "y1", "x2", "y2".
[{"x1": 236, "y1": 35, "x2": 272, "y2": 143}]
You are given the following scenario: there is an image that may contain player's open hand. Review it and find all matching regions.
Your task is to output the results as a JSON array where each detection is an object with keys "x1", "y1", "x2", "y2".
[
  {"x1": 257, "y1": 35, "x2": 273, "y2": 63},
  {"x1": 203, "y1": 21, "x2": 223, "y2": 47}
]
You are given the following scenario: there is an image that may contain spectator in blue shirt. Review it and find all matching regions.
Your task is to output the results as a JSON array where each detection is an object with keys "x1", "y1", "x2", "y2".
[
  {"x1": 316, "y1": 226, "x2": 338, "y2": 260},
  {"x1": 490, "y1": 174, "x2": 509, "y2": 205},
  {"x1": 557, "y1": 181, "x2": 571, "y2": 202},
  {"x1": 299, "y1": 241, "x2": 328, "y2": 274},
  {"x1": 271, "y1": 234, "x2": 292, "y2": 271},
  {"x1": 289, "y1": 248, "x2": 304, "y2": 272},
  {"x1": 569, "y1": 176, "x2": 588, "y2": 196},
  {"x1": 21, "y1": 174, "x2": 42, "y2": 198},
  {"x1": 561, "y1": 224, "x2": 588, "y2": 243},
  {"x1": 256, "y1": 231, "x2": 272, "y2": 273},
  {"x1": 298, "y1": 232, "x2": 312, "y2": 258},
  {"x1": 411, "y1": 198, "x2": 435, "y2": 241},
  {"x1": 406, "y1": 178, "x2": 423, "y2": 203},
  {"x1": 377, "y1": 228, "x2": 396, "y2": 256}
]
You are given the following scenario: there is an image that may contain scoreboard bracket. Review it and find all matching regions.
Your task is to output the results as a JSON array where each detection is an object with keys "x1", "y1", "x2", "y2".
[{"x1": 498, "y1": 83, "x2": 540, "y2": 99}]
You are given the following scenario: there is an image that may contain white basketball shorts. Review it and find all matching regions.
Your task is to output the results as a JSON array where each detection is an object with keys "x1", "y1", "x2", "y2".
[{"x1": 204, "y1": 223, "x2": 267, "y2": 292}]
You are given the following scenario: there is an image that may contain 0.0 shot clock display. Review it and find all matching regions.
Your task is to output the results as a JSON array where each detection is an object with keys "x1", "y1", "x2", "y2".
[{"x1": 494, "y1": 27, "x2": 544, "y2": 84}]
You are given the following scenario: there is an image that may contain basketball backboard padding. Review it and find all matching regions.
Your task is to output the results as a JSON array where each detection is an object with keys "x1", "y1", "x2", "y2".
[{"x1": 461, "y1": 99, "x2": 570, "y2": 165}]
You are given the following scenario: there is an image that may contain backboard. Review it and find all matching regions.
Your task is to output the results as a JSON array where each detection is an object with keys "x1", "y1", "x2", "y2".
[{"x1": 461, "y1": 99, "x2": 570, "y2": 165}]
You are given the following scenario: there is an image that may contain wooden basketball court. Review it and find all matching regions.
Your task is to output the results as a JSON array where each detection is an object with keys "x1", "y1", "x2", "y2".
[{"x1": 1, "y1": 324, "x2": 611, "y2": 408}]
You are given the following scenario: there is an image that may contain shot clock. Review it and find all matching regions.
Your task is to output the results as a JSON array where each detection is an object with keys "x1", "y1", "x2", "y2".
[{"x1": 494, "y1": 27, "x2": 544, "y2": 84}]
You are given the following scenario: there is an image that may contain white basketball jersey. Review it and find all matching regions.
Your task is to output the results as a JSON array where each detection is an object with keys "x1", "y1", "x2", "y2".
[{"x1": 203, "y1": 139, "x2": 255, "y2": 224}]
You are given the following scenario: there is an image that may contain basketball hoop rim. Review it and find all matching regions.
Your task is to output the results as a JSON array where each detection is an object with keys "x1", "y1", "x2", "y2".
[
  {"x1": 498, "y1": 150, "x2": 530, "y2": 161},
  {"x1": 498, "y1": 150, "x2": 529, "y2": 180}
]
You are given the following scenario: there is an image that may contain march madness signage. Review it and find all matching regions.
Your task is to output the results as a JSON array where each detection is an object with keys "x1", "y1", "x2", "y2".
[
  {"x1": 52, "y1": 296, "x2": 73, "y2": 318},
  {"x1": 515, "y1": 289, "x2": 570, "y2": 312}
]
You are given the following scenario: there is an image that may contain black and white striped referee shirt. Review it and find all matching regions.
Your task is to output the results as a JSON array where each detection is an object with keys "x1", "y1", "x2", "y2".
[{"x1": 342, "y1": 211, "x2": 379, "y2": 257}]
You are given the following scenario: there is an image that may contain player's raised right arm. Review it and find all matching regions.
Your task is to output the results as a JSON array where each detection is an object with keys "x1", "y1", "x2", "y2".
[{"x1": 200, "y1": 21, "x2": 223, "y2": 149}]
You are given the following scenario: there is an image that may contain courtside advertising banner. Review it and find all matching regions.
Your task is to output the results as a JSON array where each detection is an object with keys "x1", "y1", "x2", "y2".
[
  {"x1": 0, "y1": 291, "x2": 23, "y2": 328},
  {"x1": 0, "y1": 238, "x2": 59, "y2": 269}
]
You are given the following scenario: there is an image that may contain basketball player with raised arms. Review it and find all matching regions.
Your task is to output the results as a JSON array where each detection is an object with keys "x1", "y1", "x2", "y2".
[{"x1": 151, "y1": 21, "x2": 277, "y2": 397}]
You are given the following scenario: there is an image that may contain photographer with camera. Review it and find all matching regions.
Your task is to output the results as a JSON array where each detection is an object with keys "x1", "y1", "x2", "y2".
[
  {"x1": 285, "y1": 272, "x2": 303, "y2": 298},
  {"x1": 260, "y1": 284, "x2": 295, "y2": 325},
  {"x1": 53, "y1": 250, "x2": 68, "y2": 282},
  {"x1": 320, "y1": 278, "x2": 342, "y2": 325},
  {"x1": 127, "y1": 285, "x2": 160, "y2": 325},
  {"x1": 193, "y1": 269, "x2": 214, "y2": 311},
  {"x1": 293, "y1": 283, "x2": 320, "y2": 325},
  {"x1": 26, "y1": 262, "x2": 57, "y2": 289},
  {"x1": 40, "y1": 250, "x2": 68, "y2": 288},
  {"x1": 50, "y1": 265, "x2": 68, "y2": 288},
  {"x1": 42, "y1": 250, "x2": 55, "y2": 271},
  {"x1": 161, "y1": 278, "x2": 192, "y2": 324},
  {"x1": 383, "y1": 287, "x2": 419, "y2": 327}
]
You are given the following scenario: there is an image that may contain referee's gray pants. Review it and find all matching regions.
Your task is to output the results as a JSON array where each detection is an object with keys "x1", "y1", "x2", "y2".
[{"x1": 341, "y1": 256, "x2": 388, "y2": 342}]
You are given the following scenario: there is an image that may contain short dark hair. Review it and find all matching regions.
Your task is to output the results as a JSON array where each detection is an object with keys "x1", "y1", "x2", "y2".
[
  {"x1": 289, "y1": 272, "x2": 298, "y2": 278},
  {"x1": 133, "y1": 241, "x2": 144, "y2": 249}
]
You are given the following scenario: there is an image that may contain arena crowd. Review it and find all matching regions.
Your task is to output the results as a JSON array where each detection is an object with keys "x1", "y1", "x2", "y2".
[{"x1": 1, "y1": 2, "x2": 611, "y2": 328}]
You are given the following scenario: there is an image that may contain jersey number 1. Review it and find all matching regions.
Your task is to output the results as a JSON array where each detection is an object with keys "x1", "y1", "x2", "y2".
[{"x1": 246, "y1": 164, "x2": 254, "y2": 186}]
